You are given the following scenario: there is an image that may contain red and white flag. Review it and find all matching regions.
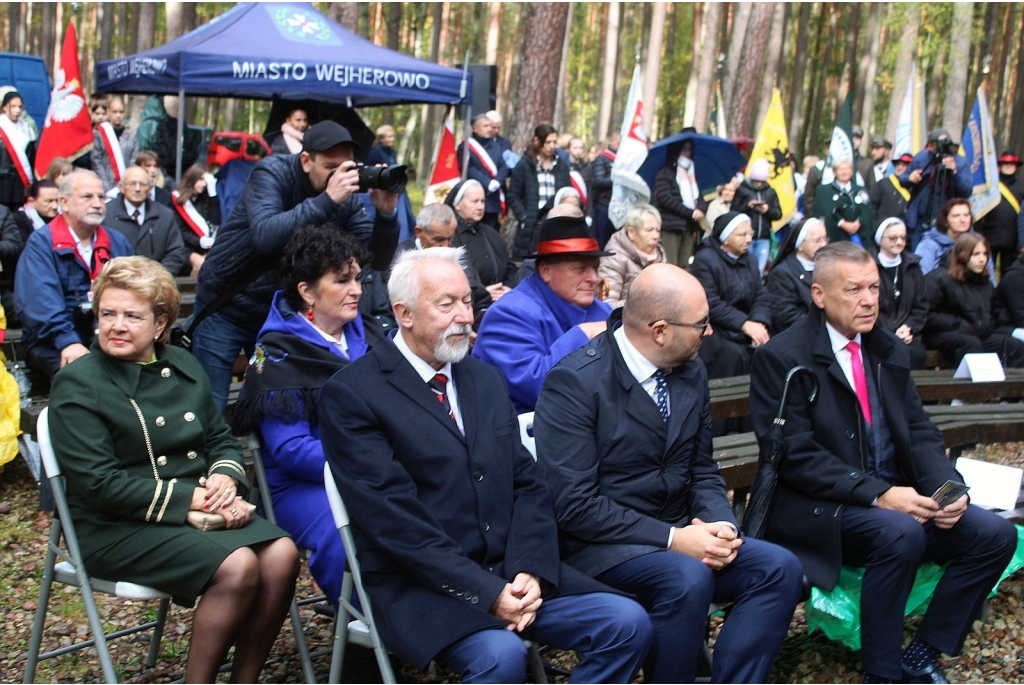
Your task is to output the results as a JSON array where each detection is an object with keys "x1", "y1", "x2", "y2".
[
  {"x1": 609, "y1": 64, "x2": 650, "y2": 229},
  {"x1": 424, "y1": 110, "x2": 461, "y2": 206},
  {"x1": 96, "y1": 121, "x2": 127, "y2": 184},
  {"x1": 34, "y1": 23, "x2": 93, "y2": 178}
]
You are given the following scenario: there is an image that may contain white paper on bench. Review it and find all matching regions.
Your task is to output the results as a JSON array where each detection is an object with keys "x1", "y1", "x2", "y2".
[
  {"x1": 953, "y1": 353, "x2": 1005, "y2": 382},
  {"x1": 954, "y1": 457, "x2": 1023, "y2": 510}
]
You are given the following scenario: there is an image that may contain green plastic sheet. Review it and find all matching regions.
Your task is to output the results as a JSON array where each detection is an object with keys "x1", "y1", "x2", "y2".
[{"x1": 805, "y1": 524, "x2": 1024, "y2": 650}]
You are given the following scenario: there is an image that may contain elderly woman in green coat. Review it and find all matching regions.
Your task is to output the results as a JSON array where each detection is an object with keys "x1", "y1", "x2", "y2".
[
  {"x1": 813, "y1": 158, "x2": 874, "y2": 249},
  {"x1": 48, "y1": 256, "x2": 298, "y2": 684}
]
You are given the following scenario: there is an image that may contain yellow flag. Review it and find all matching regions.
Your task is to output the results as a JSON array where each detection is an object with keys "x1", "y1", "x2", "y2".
[{"x1": 747, "y1": 89, "x2": 796, "y2": 230}]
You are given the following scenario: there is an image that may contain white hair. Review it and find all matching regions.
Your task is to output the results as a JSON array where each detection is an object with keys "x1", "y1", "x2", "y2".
[
  {"x1": 416, "y1": 203, "x2": 456, "y2": 233},
  {"x1": 388, "y1": 247, "x2": 467, "y2": 311},
  {"x1": 485, "y1": 109, "x2": 502, "y2": 124},
  {"x1": 59, "y1": 169, "x2": 103, "y2": 198}
]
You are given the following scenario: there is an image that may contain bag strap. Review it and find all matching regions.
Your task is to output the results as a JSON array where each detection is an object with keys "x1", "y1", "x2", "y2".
[{"x1": 179, "y1": 262, "x2": 268, "y2": 347}]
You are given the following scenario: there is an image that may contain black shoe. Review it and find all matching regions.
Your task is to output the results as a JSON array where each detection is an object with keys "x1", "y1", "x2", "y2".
[{"x1": 901, "y1": 661, "x2": 949, "y2": 684}]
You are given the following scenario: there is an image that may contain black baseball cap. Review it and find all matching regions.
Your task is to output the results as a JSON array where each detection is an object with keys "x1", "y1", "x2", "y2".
[
  {"x1": 870, "y1": 136, "x2": 892, "y2": 149},
  {"x1": 302, "y1": 121, "x2": 361, "y2": 153}
]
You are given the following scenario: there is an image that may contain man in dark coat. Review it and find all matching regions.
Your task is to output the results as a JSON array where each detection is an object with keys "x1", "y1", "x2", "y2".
[
  {"x1": 590, "y1": 131, "x2": 620, "y2": 249},
  {"x1": 456, "y1": 114, "x2": 508, "y2": 229},
  {"x1": 104, "y1": 166, "x2": 187, "y2": 276},
  {"x1": 192, "y1": 121, "x2": 399, "y2": 411},
  {"x1": 976, "y1": 151, "x2": 1024, "y2": 278},
  {"x1": 321, "y1": 248, "x2": 652, "y2": 683},
  {"x1": 899, "y1": 128, "x2": 973, "y2": 249},
  {"x1": 749, "y1": 242, "x2": 1017, "y2": 684},
  {"x1": 534, "y1": 264, "x2": 802, "y2": 683},
  {"x1": 870, "y1": 153, "x2": 913, "y2": 228},
  {"x1": 857, "y1": 137, "x2": 894, "y2": 193}
]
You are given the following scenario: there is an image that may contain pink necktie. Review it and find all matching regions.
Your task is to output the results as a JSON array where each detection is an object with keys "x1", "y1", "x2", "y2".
[{"x1": 846, "y1": 341, "x2": 872, "y2": 426}]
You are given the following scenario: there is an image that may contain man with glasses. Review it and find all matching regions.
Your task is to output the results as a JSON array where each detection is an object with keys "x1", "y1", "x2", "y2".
[
  {"x1": 533, "y1": 263, "x2": 803, "y2": 683},
  {"x1": 105, "y1": 166, "x2": 186, "y2": 275}
]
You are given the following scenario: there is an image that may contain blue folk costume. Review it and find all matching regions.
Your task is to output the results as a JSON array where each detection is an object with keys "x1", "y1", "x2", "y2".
[
  {"x1": 232, "y1": 291, "x2": 376, "y2": 606},
  {"x1": 472, "y1": 215, "x2": 613, "y2": 412}
]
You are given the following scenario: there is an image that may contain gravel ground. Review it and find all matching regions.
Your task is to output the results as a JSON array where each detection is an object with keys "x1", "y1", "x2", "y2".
[{"x1": 2, "y1": 444, "x2": 1024, "y2": 683}]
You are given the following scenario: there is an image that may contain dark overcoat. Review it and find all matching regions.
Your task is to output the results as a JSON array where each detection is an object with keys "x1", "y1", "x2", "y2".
[
  {"x1": 749, "y1": 309, "x2": 960, "y2": 590},
  {"x1": 765, "y1": 253, "x2": 814, "y2": 333},
  {"x1": 533, "y1": 315, "x2": 735, "y2": 578},
  {"x1": 319, "y1": 338, "x2": 611, "y2": 669},
  {"x1": 875, "y1": 251, "x2": 928, "y2": 335}
]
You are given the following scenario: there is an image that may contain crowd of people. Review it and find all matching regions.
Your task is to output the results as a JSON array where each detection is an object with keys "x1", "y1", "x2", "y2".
[{"x1": 5, "y1": 86, "x2": 1023, "y2": 684}]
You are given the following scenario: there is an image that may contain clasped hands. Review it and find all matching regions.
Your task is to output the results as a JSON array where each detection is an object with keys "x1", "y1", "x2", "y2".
[
  {"x1": 491, "y1": 572, "x2": 543, "y2": 632},
  {"x1": 877, "y1": 486, "x2": 967, "y2": 529},
  {"x1": 190, "y1": 474, "x2": 250, "y2": 529},
  {"x1": 670, "y1": 518, "x2": 743, "y2": 570}
]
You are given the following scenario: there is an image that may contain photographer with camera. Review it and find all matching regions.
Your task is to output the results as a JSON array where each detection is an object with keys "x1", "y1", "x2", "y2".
[
  {"x1": 191, "y1": 121, "x2": 401, "y2": 411},
  {"x1": 899, "y1": 128, "x2": 972, "y2": 250}
]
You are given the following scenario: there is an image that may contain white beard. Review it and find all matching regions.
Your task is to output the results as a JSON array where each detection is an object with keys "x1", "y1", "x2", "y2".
[{"x1": 433, "y1": 324, "x2": 473, "y2": 364}]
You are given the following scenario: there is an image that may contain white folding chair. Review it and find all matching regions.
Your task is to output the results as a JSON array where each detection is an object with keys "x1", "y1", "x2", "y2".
[
  {"x1": 518, "y1": 411, "x2": 537, "y2": 460},
  {"x1": 322, "y1": 462, "x2": 396, "y2": 683},
  {"x1": 247, "y1": 434, "x2": 320, "y2": 683},
  {"x1": 24, "y1": 407, "x2": 172, "y2": 684}
]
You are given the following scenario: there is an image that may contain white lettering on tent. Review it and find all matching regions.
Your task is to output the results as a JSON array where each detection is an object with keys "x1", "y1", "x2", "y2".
[
  {"x1": 293, "y1": 63, "x2": 307, "y2": 80},
  {"x1": 255, "y1": 63, "x2": 267, "y2": 79},
  {"x1": 254, "y1": 62, "x2": 432, "y2": 91},
  {"x1": 233, "y1": 62, "x2": 254, "y2": 78},
  {"x1": 315, "y1": 63, "x2": 333, "y2": 81},
  {"x1": 234, "y1": 61, "x2": 308, "y2": 81},
  {"x1": 108, "y1": 57, "x2": 167, "y2": 79}
]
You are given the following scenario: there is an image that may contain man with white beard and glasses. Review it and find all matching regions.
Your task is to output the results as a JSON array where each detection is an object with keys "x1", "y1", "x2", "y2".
[{"x1": 320, "y1": 247, "x2": 653, "y2": 684}]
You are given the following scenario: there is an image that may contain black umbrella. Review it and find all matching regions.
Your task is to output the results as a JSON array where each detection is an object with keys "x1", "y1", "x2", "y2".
[{"x1": 741, "y1": 366, "x2": 819, "y2": 539}]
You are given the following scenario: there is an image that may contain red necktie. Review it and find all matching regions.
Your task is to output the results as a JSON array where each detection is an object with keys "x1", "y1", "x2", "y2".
[
  {"x1": 427, "y1": 373, "x2": 458, "y2": 426},
  {"x1": 846, "y1": 341, "x2": 872, "y2": 426}
]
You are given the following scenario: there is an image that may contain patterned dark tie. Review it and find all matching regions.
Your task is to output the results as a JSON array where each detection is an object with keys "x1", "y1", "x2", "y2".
[
  {"x1": 132, "y1": 208, "x2": 142, "y2": 226},
  {"x1": 653, "y1": 370, "x2": 669, "y2": 423},
  {"x1": 427, "y1": 373, "x2": 458, "y2": 426}
]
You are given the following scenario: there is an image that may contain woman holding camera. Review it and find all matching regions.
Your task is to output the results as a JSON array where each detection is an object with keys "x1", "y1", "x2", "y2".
[{"x1": 814, "y1": 158, "x2": 874, "y2": 248}]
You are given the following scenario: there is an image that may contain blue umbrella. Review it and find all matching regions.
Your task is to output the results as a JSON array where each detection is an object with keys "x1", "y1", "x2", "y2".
[{"x1": 637, "y1": 132, "x2": 746, "y2": 194}]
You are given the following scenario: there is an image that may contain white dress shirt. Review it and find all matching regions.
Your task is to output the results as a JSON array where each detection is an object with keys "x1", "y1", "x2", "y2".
[
  {"x1": 825, "y1": 321, "x2": 862, "y2": 392},
  {"x1": 394, "y1": 330, "x2": 464, "y2": 434},
  {"x1": 124, "y1": 198, "x2": 145, "y2": 224},
  {"x1": 300, "y1": 316, "x2": 348, "y2": 359}
]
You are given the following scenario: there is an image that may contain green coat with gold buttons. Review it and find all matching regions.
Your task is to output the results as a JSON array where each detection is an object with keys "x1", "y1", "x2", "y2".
[{"x1": 48, "y1": 341, "x2": 287, "y2": 605}]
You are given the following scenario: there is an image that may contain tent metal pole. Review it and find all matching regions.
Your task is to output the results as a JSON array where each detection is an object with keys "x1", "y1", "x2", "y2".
[
  {"x1": 460, "y1": 52, "x2": 470, "y2": 181},
  {"x1": 175, "y1": 88, "x2": 185, "y2": 182}
]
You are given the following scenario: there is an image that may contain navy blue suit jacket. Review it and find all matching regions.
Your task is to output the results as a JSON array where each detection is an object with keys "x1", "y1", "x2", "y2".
[
  {"x1": 320, "y1": 337, "x2": 608, "y2": 668},
  {"x1": 533, "y1": 315, "x2": 736, "y2": 578}
]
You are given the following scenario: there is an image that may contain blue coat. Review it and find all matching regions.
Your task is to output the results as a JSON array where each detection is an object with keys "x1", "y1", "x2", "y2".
[
  {"x1": 534, "y1": 315, "x2": 736, "y2": 578},
  {"x1": 899, "y1": 149, "x2": 972, "y2": 240},
  {"x1": 473, "y1": 273, "x2": 612, "y2": 412},
  {"x1": 15, "y1": 225, "x2": 133, "y2": 353},
  {"x1": 195, "y1": 153, "x2": 399, "y2": 335},
  {"x1": 320, "y1": 337, "x2": 609, "y2": 668},
  {"x1": 252, "y1": 292, "x2": 368, "y2": 608}
]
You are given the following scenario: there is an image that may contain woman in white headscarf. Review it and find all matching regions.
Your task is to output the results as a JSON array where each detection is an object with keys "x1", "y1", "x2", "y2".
[
  {"x1": 654, "y1": 137, "x2": 708, "y2": 268},
  {"x1": 874, "y1": 217, "x2": 928, "y2": 369},
  {"x1": 766, "y1": 217, "x2": 829, "y2": 333}
]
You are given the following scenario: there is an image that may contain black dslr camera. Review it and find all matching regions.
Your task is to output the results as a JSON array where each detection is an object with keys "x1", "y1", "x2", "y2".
[
  {"x1": 933, "y1": 137, "x2": 959, "y2": 160},
  {"x1": 356, "y1": 163, "x2": 408, "y2": 193}
]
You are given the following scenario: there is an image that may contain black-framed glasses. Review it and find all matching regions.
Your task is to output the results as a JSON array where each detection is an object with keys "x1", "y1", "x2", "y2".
[{"x1": 648, "y1": 315, "x2": 711, "y2": 334}]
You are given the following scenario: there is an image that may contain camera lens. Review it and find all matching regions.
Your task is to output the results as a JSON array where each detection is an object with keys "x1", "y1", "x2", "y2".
[{"x1": 357, "y1": 164, "x2": 408, "y2": 194}]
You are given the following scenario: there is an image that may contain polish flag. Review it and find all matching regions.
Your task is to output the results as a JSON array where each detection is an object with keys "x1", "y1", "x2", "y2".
[{"x1": 34, "y1": 23, "x2": 93, "y2": 178}]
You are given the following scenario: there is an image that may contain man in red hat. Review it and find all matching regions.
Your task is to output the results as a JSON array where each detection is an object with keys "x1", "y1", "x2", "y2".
[
  {"x1": 473, "y1": 214, "x2": 614, "y2": 412},
  {"x1": 870, "y1": 152, "x2": 914, "y2": 231},
  {"x1": 976, "y1": 151, "x2": 1024, "y2": 279}
]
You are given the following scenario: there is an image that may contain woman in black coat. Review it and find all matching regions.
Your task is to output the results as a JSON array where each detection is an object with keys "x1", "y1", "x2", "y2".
[
  {"x1": 691, "y1": 211, "x2": 772, "y2": 384},
  {"x1": 444, "y1": 179, "x2": 518, "y2": 304},
  {"x1": 172, "y1": 164, "x2": 222, "y2": 277},
  {"x1": 653, "y1": 138, "x2": 708, "y2": 269},
  {"x1": 924, "y1": 232, "x2": 1024, "y2": 368},
  {"x1": 873, "y1": 217, "x2": 928, "y2": 369},
  {"x1": 765, "y1": 218, "x2": 828, "y2": 333},
  {"x1": 993, "y1": 251, "x2": 1024, "y2": 338},
  {"x1": 508, "y1": 124, "x2": 571, "y2": 259}
]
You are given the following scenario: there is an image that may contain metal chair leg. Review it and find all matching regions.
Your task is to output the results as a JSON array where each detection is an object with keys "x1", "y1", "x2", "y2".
[
  {"x1": 329, "y1": 573, "x2": 354, "y2": 685},
  {"x1": 145, "y1": 598, "x2": 170, "y2": 668},
  {"x1": 23, "y1": 525, "x2": 59, "y2": 684},
  {"x1": 289, "y1": 598, "x2": 317, "y2": 684},
  {"x1": 526, "y1": 641, "x2": 548, "y2": 684}
]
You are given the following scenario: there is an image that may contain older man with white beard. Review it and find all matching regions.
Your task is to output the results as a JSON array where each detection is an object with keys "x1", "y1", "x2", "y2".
[
  {"x1": 15, "y1": 169, "x2": 133, "y2": 381},
  {"x1": 320, "y1": 247, "x2": 653, "y2": 684}
]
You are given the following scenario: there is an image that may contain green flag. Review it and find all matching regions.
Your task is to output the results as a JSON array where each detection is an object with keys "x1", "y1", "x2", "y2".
[{"x1": 826, "y1": 92, "x2": 856, "y2": 165}]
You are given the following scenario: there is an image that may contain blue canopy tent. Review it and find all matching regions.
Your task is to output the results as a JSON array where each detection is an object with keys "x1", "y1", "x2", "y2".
[{"x1": 95, "y1": 2, "x2": 472, "y2": 177}]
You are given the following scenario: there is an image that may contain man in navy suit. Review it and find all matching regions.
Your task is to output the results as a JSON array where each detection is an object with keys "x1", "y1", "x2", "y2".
[
  {"x1": 534, "y1": 263, "x2": 803, "y2": 683},
  {"x1": 320, "y1": 247, "x2": 652, "y2": 683},
  {"x1": 457, "y1": 113, "x2": 508, "y2": 228}
]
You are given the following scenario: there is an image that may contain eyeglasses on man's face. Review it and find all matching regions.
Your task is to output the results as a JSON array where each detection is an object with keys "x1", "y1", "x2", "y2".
[{"x1": 648, "y1": 315, "x2": 711, "y2": 335}]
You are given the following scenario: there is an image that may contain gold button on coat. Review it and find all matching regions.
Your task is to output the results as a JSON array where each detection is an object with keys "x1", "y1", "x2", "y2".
[
  {"x1": 156, "y1": 456, "x2": 168, "y2": 466},
  {"x1": 187, "y1": 450, "x2": 198, "y2": 460},
  {"x1": 184, "y1": 412, "x2": 195, "y2": 422},
  {"x1": 199, "y1": 476, "x2": 207, "y2": 486},
  {"x1": 161, "y1": 368, "x2": 171, "y2": 378},
  {"x1": 155, "y1": 416, "x2": 165, "y2": 427}
]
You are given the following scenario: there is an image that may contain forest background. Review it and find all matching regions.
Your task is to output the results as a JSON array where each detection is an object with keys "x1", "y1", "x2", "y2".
[{"x1": 3, "y1": 2, "x2": 1021, "y2": 183}]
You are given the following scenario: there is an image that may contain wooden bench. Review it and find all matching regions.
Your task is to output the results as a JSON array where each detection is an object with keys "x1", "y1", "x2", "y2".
[{"x1": 709, "y1": 369, "x2": 1024, "y2": 422}]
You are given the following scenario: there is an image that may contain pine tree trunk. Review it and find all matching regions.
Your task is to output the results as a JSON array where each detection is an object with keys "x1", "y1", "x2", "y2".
[
  {"x1": 854, "y1": 3, "x2": 881, "y2": 128},
  {"x1": 165, "y1": 2, "x2": 183, "y2": 42},
  {"x1": 553, "y1": 2, "x2": 575, "y2": 132},
  {"x1": 98, "y1": 1, "x2": 114, "y2": 62},
  {"x1": 642, "y1": 2, "x2": 667, "y2": 139},
  {"x1": 992, "y1": 3, "x2": 1014, "y2": 143},
  {"x1": 886, "y1": 4, "x2": 921, "y2": 142},
  {"x1": 722, "y1": 2, "x2": 753, "y2": 115},
  {"x1": 787, "y1": 1, "x2": 812, "y2": 157},
  {"x1": 485, "y1": 2, "x2": 501, "y2": 64},
  {"x1": 756, "y1": 3, "x2": 787, "y2": 132},
  {"x1": 330, "y1": 3, "x2": 359, "y2": 32},
  {"x1": 927, "y1": 43, "x2": 947, "y2": 129},
  {"x1": 807, "y1": 6, "x2": 839, "y2": 159},
  {"x1": 387, "y1": 2, "x2": 401, "y2": 51},
  {"x1": 942, "y1": 2, "x2": 974, "y2": 135},
  {"x1": 130, "y1": 3, "x2": 158, "y2": 131},
  {"x1": 8, "y1": 3, "x2": 22, "y2": 55},
  {"x1": 1010, "y1": 20, "x2": 1024, "y2": 154},
  {"x1": 417, "y1": 2, "x2": 446, "y2": 180},
  {"x1": 692, "y1": 2, "x2": 722, "y2": 134},
  {"x1": 681, "y1": 2, "x2": 700, "y2": 129},
  {"x1": 597, "y1": 1, "x2": 621, "y2": 143},
  {"x1": 730, "y1": 2, "x2": 774, "y2": 139},
  {"x1": 508, "y1": 3, "x2": 570, "y2": 153},
  {"x1": 838, "y1": 4, "x2": 861, "y2": 109},
  {"x1": 39, "y1": 2, "x2": 56, "y2": 77}
]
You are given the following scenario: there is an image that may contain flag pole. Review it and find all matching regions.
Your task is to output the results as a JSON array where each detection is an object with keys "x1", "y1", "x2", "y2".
[{"x1": 460, "y1": 51, "x2": 471, "y2": 181}]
